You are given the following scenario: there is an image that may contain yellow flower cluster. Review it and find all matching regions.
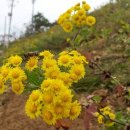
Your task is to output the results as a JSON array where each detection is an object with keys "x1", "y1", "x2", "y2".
[
  {"x1": 0, "y1": 55, "x2": 26, "y2": 95},
  {"x1": 25, "y1": 50, "x2": 88, "y2": 125},
  {"x1": 95, "y1": 106, "x2": 116, "y2": 125},
  {"x1": 57, "y1": 1, "x2": 96, "y2": 32}
]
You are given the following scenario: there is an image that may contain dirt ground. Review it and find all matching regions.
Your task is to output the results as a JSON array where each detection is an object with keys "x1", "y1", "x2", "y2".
[{"x1": 0, "y1": 91, "x2": 86, "y2": 130}]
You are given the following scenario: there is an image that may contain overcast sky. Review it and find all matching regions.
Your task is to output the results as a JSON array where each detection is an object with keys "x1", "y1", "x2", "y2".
[{"x1": 0, "y1": 0, "x2": 111, "y2": 36}]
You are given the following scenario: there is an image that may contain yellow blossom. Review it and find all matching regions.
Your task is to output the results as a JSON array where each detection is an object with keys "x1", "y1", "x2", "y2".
[
  {"x1": 9, "y1": 67, "x2": 27, "y2": 82},
  {"x1": 62, "y1": 22, "x2": 73, "y2": 32},
  {"x1": 42, "y1": 58, "x2": 57, "y2": 70},
  {"x1": 8, "y1": 55, "x2": 22, "y2": 66},
  {"x1": 69, "y1": 100, "x2": 81, "y2": 120},
  {"x1": 58, "y1": 54, "x2": 72, "y2": 67},
  {"x1": 25, "y1": 100, "x2": 42, "y2": 119},
  {"x1": 86, "y1": 16, "x2": 96, "y2": 26},
  {"x1": 0, "y1": 66, "x2": 10, "y2": 81},
  {"x1": 12, "y1": 81, "x2": 24, "y2": 95},
  {"x1": 25, "y1": 56, "x2": 38, "y2": 71},
  {"x1": 42, "y1": 91, "x2": 53, "y2": 105},
  {"x1": 70, "y1": 64, "x2": 85, "y2": 80},
  {"x1": 41, "y1": 106, "x2": 56, "y2": 125},
  {"x1": 39, "y1": 50, "x2": 54, "y2": 59},
  {"x1": 0, "y1": 76, "x2": 7, "y2": 94},
  {"x1": 29, "y1": 90, "x2": 43, "y2": 103},
  {"x1": 44, "y1": 67, "x2": 60, "y2": 79},
  {"x1": 41, "y1": 78, "x2": 53, "y2": 91}
]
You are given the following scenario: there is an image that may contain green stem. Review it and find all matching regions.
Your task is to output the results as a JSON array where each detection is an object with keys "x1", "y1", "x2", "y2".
[{"x1": 72, "y1": 28, "x2": 82, "y2": 50}]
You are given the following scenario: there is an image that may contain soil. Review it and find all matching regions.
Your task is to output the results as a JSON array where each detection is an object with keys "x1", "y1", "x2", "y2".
[{"x1": 0, "y1": 91, "x2": 86, "y2": 130}]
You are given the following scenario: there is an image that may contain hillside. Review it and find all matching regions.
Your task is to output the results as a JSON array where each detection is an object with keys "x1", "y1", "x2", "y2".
[{"x1": 0, "y1": 0, "x2": 130, "y2": 92}]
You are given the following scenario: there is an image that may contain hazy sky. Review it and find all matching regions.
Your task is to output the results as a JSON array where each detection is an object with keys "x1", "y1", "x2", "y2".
[{"x1": 0, "y1": 0, "x2": 111, "y2": 36}]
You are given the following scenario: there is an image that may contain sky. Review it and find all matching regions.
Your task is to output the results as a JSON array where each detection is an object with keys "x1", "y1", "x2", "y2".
[{"x1": 0, "y1": 0, "x2": 111, "y2": 36}]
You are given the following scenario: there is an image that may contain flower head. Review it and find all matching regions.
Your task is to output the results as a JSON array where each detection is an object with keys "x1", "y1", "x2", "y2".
[
  {"x1": 86, "y1": 16, "x2": 96, "y2": 26},
  {"x1": 8, "y1": 55, "x2": 22, "y2": 66},
  {"x1": 69, "y1": 100, "x2": 81, "y2": 120},
  {"x1": 25, "y1": 56, "x2": 38, "y2": 71}
]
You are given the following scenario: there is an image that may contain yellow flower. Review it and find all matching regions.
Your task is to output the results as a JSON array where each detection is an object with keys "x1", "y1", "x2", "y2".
[
  {"x1": 9, "y1": 67, "x2": 27, "y2": 82},
  {"x1": 8, "y1": 55, "x2": 22, "y2": 66},
  {"x1": 25, "y1": 100, "x2": 42, "y2": 119},
  {"x1": 80, "y1": 15, "x2": 87, "y2": 26},
  {"x1": 69, "y1": 73, "x2": 79, "y2": 83},
  {"x1": 72, "y1": 14, "x2": 80, "y2": 25},
  {"x1": 39, "y1": 50, "x2": 54, "y2": 59},
  {"x1": 103, "y1": 106, "x2": 111, "y2": 111},
  {"x1": 42, "y1": 58, "x2": 57, "y2": 70},
  {"x1": 94, "y1": 112, "x2": 100, "y2": 117},
  {"x1": 96, "y1": 106, "x2": 116, "y2": 124},
  {"x1": 29, "y1": 90, "x2": 42, "y2": 103},
  {"x1": 62, "y1": 22, "x2": 73, "y2": 32},
  {"x1": 25, "y1": 56, "x2": 38, "y2": 71},
  {"x1": 45, "y1": 67, "x2": 60, "y2": 79},
  {"x1": 72, "y1": 55, "x2": 88, "y2": 65},
  {"x1": 58, "y1": 1, "x2": 95, "y2": 32},
  {"x1": 53, "y1": 101, "x2": 69, "y2": 119},
  {"x1": 49, "y1": 79, "x2": 66, "y2": 93},
  {"x1": 64, "y1": 13, "x2": 71, "y2": 20},
  {"x1": 82, "y1": 3, "x2": 91, "y2": 11},
  {"x1": 86, "y1": 16, "x2": 96, "y2": 26},
  {"x1": 58, "y1": 89, "x2": 73, "y2": 104},
  {"x1": 109, "y1": 113, "x2": 115, "y2": 120},
  {"x1": 41, "y1": 106, "x2": 56, "y2": 125},
  {"x1": 72, "y1": 56, "x2": 83, "y2": 65},
  {"x1": 58, "y1": 72, "x2": 72, "y2": 87},
  {"x1": 57, "y1": 16, "x2": 64, "y2": 25},
  {"x1": 97, "y1": 115, "x2": 104, "y2": 124},
  {"x1": 69, "y1": 100, "x2": 81, "y2": 120},
  {"x1": 58, "y1": 54, "x2": 72, "y2": 67},
  {"x1": 69, "y1": 50, "x2": 81, "y2": 56},
  {"x1": 12, "y1": 81, "x2": 24, "y2": 95},
  {"x1": 59, "y1": 50, "x2": 69, "y2": 56},
  {"x1": 42, "y1": 91, "x2": 53, "y2": 105},
  {"x1": 0, "y1": 66, "x2": 10, "y2": 81},
  {"x1": 77, "y1": 9, "x2": 86, "y2": 17},
  {"x1": 74, "y1": 3, "x2": 80, "y2": 11},
  {"x1": 41, "y1": 78, "x2": 53, "y2": 91},
  {"x1": 0, "y1": 76, "x2": 7, "y2": 94},
  {"x1": 70, "y1": 64, "x2": 85, "y2": 80}
]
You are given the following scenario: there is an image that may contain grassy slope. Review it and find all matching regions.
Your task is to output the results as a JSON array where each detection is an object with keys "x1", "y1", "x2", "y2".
[{"x1": 0, "y1": 0, "x2": 130, "y2": 92}]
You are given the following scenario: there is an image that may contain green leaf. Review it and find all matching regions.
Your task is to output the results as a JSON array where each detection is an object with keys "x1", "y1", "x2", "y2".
[
  {"x1": 92, "y1": 95, "x2": 102, "y2": 103},
  {"x1": 25, "y1": 68, "x2": 44, "y2": 86}
]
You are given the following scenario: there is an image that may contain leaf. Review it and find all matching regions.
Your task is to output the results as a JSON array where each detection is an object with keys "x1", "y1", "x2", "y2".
[
  {"x1": 25, "y1": 68, "x2": 44, "y2": 86},
  {"x1": 115, "y1": 111, "x2": 125, "y2": 123},
  {"x1": 92, "y1": 95, "x2": 102, "y2": 103}
]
